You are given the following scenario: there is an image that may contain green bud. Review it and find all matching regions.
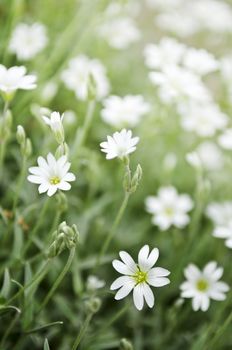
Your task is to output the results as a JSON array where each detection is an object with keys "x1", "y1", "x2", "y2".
[
  {"x1": 130, "y1": 164, "x2": 142, "y2": 193},
  {"x1": 47, "y1": 221, "x2": 79, "y2": 258},
  {"x1": 16, "y1": 125, "x2": 26, "y2": 145},
  {"x1": 55, "y1": 142, "x2": 69, "y2": 158},
  {"x1": 84, "y1": 297, "x2": 101, "y2": 314},
  {"x1": 25, "y1": 138, "x2": 32, "y2": 158},
  {"x1": 120, "y1": 338, "x2": 133, "y2": 350}
]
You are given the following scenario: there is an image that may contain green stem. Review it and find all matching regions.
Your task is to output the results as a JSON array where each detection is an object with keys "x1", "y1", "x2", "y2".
[
  {"x1": 36, "y1": 247, "x2": 76, "y2": 315},
  {"x1": 22, "y1": 197, "x2": 50, "y2": 257},
  {"x1": 72, "y1": 313, "x2": 93, "y2": 350},
  {"x1": 12, "y1": 155, "x2": 27, "y2": 213},
  {"x1": 0, "y1": 100, "x2": 10, "y2": 178},
  {"x1": 0, "y1": 307, "x2": 21, "y2": 349},
  {"x1": 71, "y1": 99, "x2": 96, "y2": 158},
  {"x1": 7, "y1": 259, "x2": 50, "y2": 305},
  {"x1": 96, "y1": 191, "x2": 130, "y2": 268},
  {"x1": 206, "y1": 311, "x2": 232, "y2": 349}
]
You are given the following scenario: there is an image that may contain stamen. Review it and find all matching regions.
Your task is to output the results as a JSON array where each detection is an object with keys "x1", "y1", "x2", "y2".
[{"x1": 50, "y1": 176, "x2": 60, "y2": 185}]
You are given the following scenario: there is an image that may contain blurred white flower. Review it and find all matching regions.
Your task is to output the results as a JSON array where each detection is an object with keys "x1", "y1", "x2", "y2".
[
  {"x1": 156, "y1": 11, "x2": 199, "y2": 38},
  {"x1": 61, "y1": 55, "x2": 110, "y2": 101},
  {"x1": 42, "y1": 111, "x2": 64, "y2": 144},
  {"x1": 149, "y1": 65, "x2": 211, "y2": 104},
  {"x1": 146, "y1": 0, "x2": 183, "y2": 10},
  {"x1": 0, "y1": 65, "x2": 36, "y2": 96},
  {"x1": 218, "y1": 129, "x2": 232, "y2": 150},
  {"x1": 9, "y1": 22, "x2": 48, "y2": 60},
  {"x1": 183, "y1": 48, "x2": 219, "y2": 76},
  {"x1": 98, "y1": 17, "x2": 140, "y2": 50},
  {"x1": 145, "y1": 186, "x2": 193, "y2": 230},
  {"x1": 180, "y1": 262, "x2": 229, "y2": 311},
  {"x1": 180, "y1": 103, "x2": 228, "y2": 137},
  {"x1": 101, "y1": 95, "x2": 150, "y2": 128},
  {"x1": 28, "y1": 153, "x2": 75, "y2": 197},
  {"x1": 220, "y1": 55, "x2": 232, "y2": 82},
  {"x1": 87, "y1": 275, "x2": 105, "y2": 291},
  {"x1": 163, "y1": 152, "x2": 177, "y2": 171},
  {"x1": 63, "y1": 110, "x2": 77, "y2": 126},
  {"x1": 41, "y1": 81, "x2": 58, "y2": 102},
  {"x1": 111, "y1": 245, "x2": 170, "y2": 310},
  {"x1": 187, "y1": 142, "x2": 224, "y2": 171},
  {"x1": 206, "y1": 202, "x2": 232, "y2": 248},
  {"x1": 144, "y1": 38, "x2": 186, "y2": 70},
  {"x1": 100, "y1": 129, "x2": 139, "y2": 160}
]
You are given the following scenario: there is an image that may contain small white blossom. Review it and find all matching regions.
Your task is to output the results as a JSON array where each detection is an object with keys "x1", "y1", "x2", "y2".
[
  {"x1": 101, "y1": 95, "x2": 150, "y2": 128},
  {"x1": 180, "y1": 262, "x2": 229, "y2": 311},
  {"x1": 41, "y1": 81, "x2": 58, "y2": 102},
  {"x1": 145, "y1": 186, "x2": 193, "y2": 231},
  {"x1": 188, "y1": 142, "x2": 224, "y2": 171},
  {"x1": 218, "y1": 129, "x2": 232, "y2": 150},
  {"x1": 98, "y1": 17, "x2": 140, "y2": 50},
  {"x1": 42, "y1": 111, "x2": 64, "y2": 144},
  {"x1": 180, "y1": 103, "x2": 228, "y2": 137},
  {"x1": 144, "y1": 38, "x2": 186, "y2": 70},
  {"x1": 206, "y1": 202, "x2": 232, "y2": 248},
  {"x1": 0, "y1": 65, "x2": 37, "y2": 96},
  {"x1": 61, "y1": 55, "x2": 110, "y2": 101},
  {"x1": 183, "y1": 48, "x2": 219, "y2": 76},
  {"x1": 111, "y1": 245, "x2": 170, "y2": 311},
  {"x1": 149, "y1": 65, "x2": 211, "y2": 104},
  {"x1": 9, "y1": 22, "x2": 48, "y2": 61},
  {"x1": 28, "y1": 153, "x2": 75, "y2": 197},
  {"x1": 100, "y1": 129, "x2": 139, "y2": 160},
  {"x1": 87, "y1": 275, "x2": 105, "y2": 291}
]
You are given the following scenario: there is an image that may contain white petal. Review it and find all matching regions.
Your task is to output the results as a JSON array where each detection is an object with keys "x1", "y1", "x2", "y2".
[
  {"x1": 119, "y1": 251, "x2": 137, "y2": 274},
  {"x1": 63, "y1": 173, "x2": 76, "y2": 181},
  {"x1": 112, "y1": 259, "x2": 133, "y2": 275},
  {"x1": 192, "y1": 296, "x2": 201, "y2": 311},
  {"x1": 184, "y1": 264, "x2": 201, "y2": 281},
  {"x1": 147, "y1": 267, "x2": 170, "y2": 279},
  {"x1": 143, "y1": 283, "x2": 155, "y2": 308},
  {"x1": 58, "y1": 181, "x2": 71, "y2": 191},
  {"x1": 148, "y1": 277, "x2": 170, "y2": 287},
  {"x1": 27, "y1": 175, "x2": 43, "y2": 184},
  {"x1": 47, "y1": 186, "x2": 57, "y2": 197},
  {"x1": 111, "y1": 276, "x2": 135, "y2": 290},
  {"x1": 38, "y1": 183, "x2": 49, "y2": 193},
  {"x1": 133, "y1": 284, "x2": 144, "y2": 311},
  {"x1": 114, "y1": 282, "x2": 135, "y2": 300},
  {"x1": 200, "y1": 295, "x2": 210, "y2": 311}
]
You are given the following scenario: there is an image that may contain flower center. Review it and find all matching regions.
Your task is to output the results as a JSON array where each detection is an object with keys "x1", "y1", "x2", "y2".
[
  {"x1": 165, "y1": 207, "x2": 174, "y2": 216},
  {"x1": 134, "y1": 270, "x2": 147, "y2": 284},
  {"x1": 50, "y1": 176, "x2": 60, "y2": 185},
  {"x1": 196, "y1": 279, "x2": 209, "y2": 292}
]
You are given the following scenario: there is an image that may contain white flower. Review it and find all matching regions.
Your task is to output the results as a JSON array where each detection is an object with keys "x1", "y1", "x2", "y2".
[
  {"x1": 101, "y1": 95, "x2": 150, "y2": 128},
  {"x1": 220, "y1": 55, "x2": 232, "y2": 82},
  {"x1": 111, "y1": 245, "x2": 170, "y2": 310},
  {"x1": 180, "y1": 262, "x2": 229, "y2": 311},
  {"x1": 149, "y1": 65, "x2": 211, "y2": 104},
  {"x1": 180, "y1": 103, "x2": 228, "y2": 137},
  {"x1": 87, "y1": 275, "x2": 105, "y2": 291},
  {"x1": 144, "y1": 38, "x2": 186, "y2": 70},
  {"x1": 145, "y1": 186, "x2": 193, "y2": 231},
  {"x1": 183, "y1": 48, "x2": 219, "y2": 76},
  {"x1": 41, "y1": 81, "x2": 58, "y2": 102},
  {"x1": 146, "y1": 0, "x2": 183, "y2": 10},
  {"x1": 186, "y1": 142, "x2": 224, "y2": 171},
  {"x1": 9, "y1": 22, "x2": 48, "y2": 61},
  {"x1": 218, "y1": 129, "x2": 232, "y2": 150},
  {"x1": 206, "y1": 202, "x2": 232, "y2": 248},
  {"x1": 42, "y1": 111, "x2": 64, "y2": 143},
  {"x1": 0, "y1": 65, "x2": 37, "y2": 96},
  {"x1": 61, "y1": 55, "x2": 110, "y2": 101},
  {"x1": 100, "y1": 129, "x2": 139, "y2": 160},
  {"x1": 28, "y1": 153, "x2": 76, "y2": 197},
  {"x1": 98, "y1": 17, "x2": 140, "y2": 50}
]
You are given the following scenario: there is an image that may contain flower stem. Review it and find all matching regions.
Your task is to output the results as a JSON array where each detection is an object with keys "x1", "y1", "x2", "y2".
[
  {"x1": 71, "y1": 99, "x2": 96, "y2": 158},
  {"x1": 0, "y1": 100, "x2": 10, "y2": 179},
  {"x1": 36, "y1": 247, "x2": 76, "y2": 315},
  {"x1": 96, "y1": 191, "x2": 130, "y2": 268},
  {"x1": 72, "y1": 313, "x2": 93, "y2": 350},
  {"x1": 0, "y1": 307, "x2": 21, "y2": 349}
]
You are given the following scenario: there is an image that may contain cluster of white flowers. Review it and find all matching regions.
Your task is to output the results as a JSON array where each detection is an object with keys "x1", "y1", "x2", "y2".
[
  {"x1": 180, "y1": 262, "x2": 229, "y2": 311},
  {"x1": 61, "y1": 55, "x2": 110, "y2": 101},
  {"x1": 206, "y1": 202, "x2": 232, "y2": 249},
  {"x1": 9, "y1": 22, "x2": 48, "y2": 60},
  {"x1": 145, "y1": 186, "x2": 193, "y2": 231},
  {"x1": 101, "y1": 95, "x2": 150, "y2": 128}
]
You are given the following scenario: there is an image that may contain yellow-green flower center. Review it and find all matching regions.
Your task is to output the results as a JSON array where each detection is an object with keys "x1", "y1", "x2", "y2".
[
  {"x1": 50, "y1": 176, "x2": 60, "y2": 185},
  {"x1": 134, "y1": 270, "x2": 147, "y2": 284},
  {"x1": 165, "y1": 207, "x2": 174, "y2": 216},
  {"x1": 196, "y1": 279, "x2": 209, "y2": 292}
]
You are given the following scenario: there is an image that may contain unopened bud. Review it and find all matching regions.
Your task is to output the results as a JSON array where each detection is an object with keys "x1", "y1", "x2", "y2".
[
  {"x1": 120, "y1": 338, "x2": 133, "y2": 350},
  {"x1": 130, "y1": 164, "x2": 142, "y2": 193},
  {"x1": 85, "y1": 297, "x2": 101, "y2": 314},
  {"x1": 16, "y1": 125, "x2": 26, "y2": 145},
  {"x1": 25, "y1": 138, "x2": 32, "y2": 157},
  {"x1": 55, "y1": 142, "x2": 69, "y2": 158}
]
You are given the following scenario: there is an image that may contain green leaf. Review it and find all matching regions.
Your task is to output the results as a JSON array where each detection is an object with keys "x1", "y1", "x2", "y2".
[
  {"x1": 1, "y1": 268, "x2": 11, "y2": 299},
  {"x1": 23, "y1": 262, "x2": 34, "y2": 328}
]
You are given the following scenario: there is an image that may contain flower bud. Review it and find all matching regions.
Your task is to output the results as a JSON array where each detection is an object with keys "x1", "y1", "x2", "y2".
[
  {"x1": 55, "y1": 142, "x2": 69, "y2": 158},
  {"x1": 16, "y1": 125, "x2": 26, "y2": 145},
  {"x1": 84, "y1": 297, "x2": 101, "y2": 314},
  {"x1": 130, "y1": 164, "x2": 142, "y2": 193},
  {"x1": 25, "y1": 138, "x2": 32, "y2": 158},
  {"x1": 120, "y1": 338, "x2": 133, "y2": 350}
]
